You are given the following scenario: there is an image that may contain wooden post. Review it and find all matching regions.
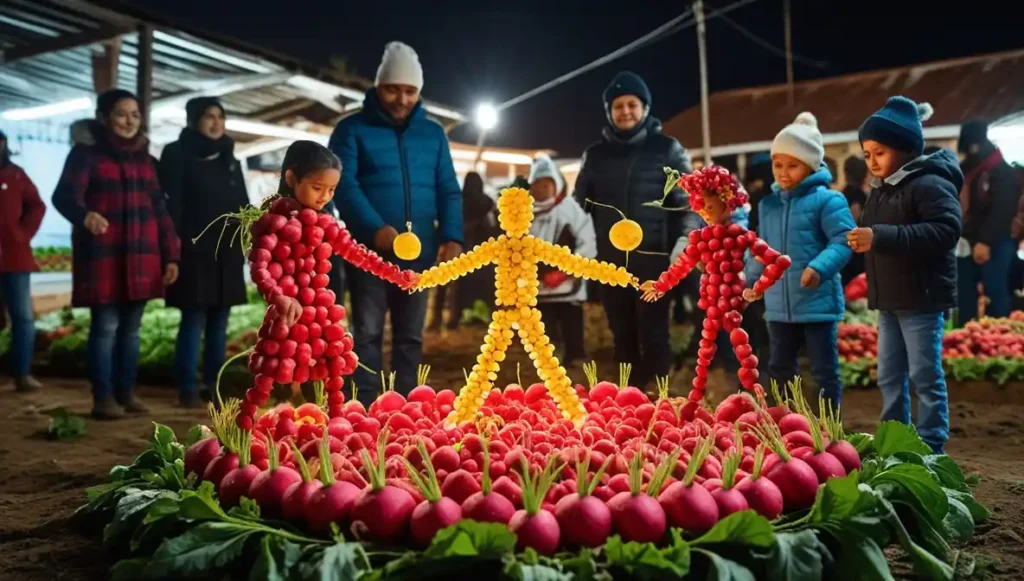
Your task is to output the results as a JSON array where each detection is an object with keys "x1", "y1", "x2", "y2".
[
  {"x1": 695, "y1": 0, "x2": 712, "y2": 165},
  {"x1": 91, "y1": 38, "x2": 121, "y2": 94},
  {"x1": 784, "y1": 0, "x2": 795, "y2": 108},
  {"x1": 136, "y1": 24, "x2": 154, "y2": 131}
]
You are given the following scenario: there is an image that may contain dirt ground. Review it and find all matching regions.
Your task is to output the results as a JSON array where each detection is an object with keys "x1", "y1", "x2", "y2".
[{"x1": 1, "y1": 313, "x2": 1023, "y2": 580}]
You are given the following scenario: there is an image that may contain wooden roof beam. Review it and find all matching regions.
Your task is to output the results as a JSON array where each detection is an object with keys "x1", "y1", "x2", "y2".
[{"x1": 0, "y1": 24, "x2": 132, "y2": 64}]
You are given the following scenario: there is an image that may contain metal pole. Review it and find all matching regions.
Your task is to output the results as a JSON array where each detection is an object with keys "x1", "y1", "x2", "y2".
[
  {"x1": 136, "y1": 24, "x2": 153, "y2": 132},
  {"x1": 784, "y1": 0, "x2": 794, "y2": 108},
  {"x1": 473, "y1": 128, "x2": 487, "y2": 169},
  {"x1": 695, "y1": 0, "x2": 712, "y2": 165}
]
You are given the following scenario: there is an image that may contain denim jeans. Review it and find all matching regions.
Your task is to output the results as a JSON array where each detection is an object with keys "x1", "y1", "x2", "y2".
[
  {"x1": 175, "y1": 307, "x2": 231, "y2": 397},
  {"x1": 877, "y1": 310, "x2": 948, "y2": 453},
  {"x1": 0, "y1": 272, "x2": 34, "y2": 377},
  {"x1": 767, "y1": 321, "x2": 842, "y2": 411},
  {"x1": 347, "y1": 265, "x2": 428, "y2": 405},
  {"x1": 88, "y1": 301, "x2": 146, "y2": 402},
  {"x1": 957, "y1": 237, "x2": 1016, "y2": 322}
]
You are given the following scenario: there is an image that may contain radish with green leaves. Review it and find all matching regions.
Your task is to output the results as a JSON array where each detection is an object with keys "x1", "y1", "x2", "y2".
[
  {"x1": 281, "y1": 441, "x2": 322, "y2": 522},
  {"x1": 609, "y1": 448, "x2": 677, "y2": 543},
  {"x1": 247, "y1": 430, "x2": 302, "y2": 518},
  {"x1": 508, "y1": 458, "x2": 564, "y2": 555},
  {"x1": 658, "y1": 437, "x2": 720, "y2": 534},
  {"x1": 350, "y1": 430, "x2": 416, "y2": 543},
  {"x1": 752, "y1": 419, "x2": 819, "y2": 511},
  {"x1": 185, "y1": 437, "x2": 221, "y2": 480},
  {"x1": 788, "y1": 395, "x2": 847, "y2": 483},
  {"x1": 401, "y1": 440, "x2": 462, "y2": 547},
  {"x1": 709, "y1": 444, "x2": 749, "y2": 517},
  {"x1": 734, "y1": 445, "x2": 784, "y2": 519},
  {"x1": 554, "y1": 454, "x2": 613, "y2": 548},
  {"x1": 461, "y1": 435, "x2": 515, "y2": 524},
  {"x1": 305, "y1": 435, "x2": 361, "y2": 533},
  {"x1": 820, "y1": 397, "x2": 861, "y2": 473},
  {"x1": 218, "y1": 432, "x2": 260, "y2": 507}
]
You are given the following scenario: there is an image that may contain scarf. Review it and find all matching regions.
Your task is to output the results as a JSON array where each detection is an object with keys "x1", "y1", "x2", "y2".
[
  {"x1": 532, "y1": 194, "x2": 562, "y2": 215},
  {"x1": 960, "y1": 147, "x2": 1004, "y2": 216},
  {"x1": 179, "y1": 127, "x2": 234, "y2": 160}
]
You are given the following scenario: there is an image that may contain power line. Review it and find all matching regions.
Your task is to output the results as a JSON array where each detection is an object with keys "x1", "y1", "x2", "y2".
[{"x1": 716, "y1": 12, "x2": 828, "y2": 69}]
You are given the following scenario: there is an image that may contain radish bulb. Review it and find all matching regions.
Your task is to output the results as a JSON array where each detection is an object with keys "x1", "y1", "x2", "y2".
[
  {"x1": 658, "y1": 436, "x2": 720, "y2": 534},
  {"x1": 281, "y1": 440, "x2": 322, "y2": 522},
  {"x1": 462, "y1": 434, "x2": 515, "y2": 525},
  {"x1": 218, "y1": 431, "x2": 260, "y2": 507},
  {"x1": 407, "y1": 364, "x2": 437, "y2": 404},
  {"x1": 609, "y1": 447, "x2": 677, "y2": 543},
  {"x1": 401, "y1": 440, "x2": 463, "y2": 547},
  {"x1": 709, "y1": 431, "x2": 749, "y2": 517},
  {"x1": 185, "y1": 437, "x2": 221, "y2": 480},
  {"x1": 750, "y1": 414, "x2": 820, "y2": 512},
  {"x1": 306, "y1": 434, "x2": 361, "y2": 533},
  {"x1": 350, "y1": 429, "x2": 416, "y2": 543},
  {"x1": 734, "y1": 445, "x2": 784, "y2": 519},
  {"x1": 555, "y1": 454, "x2": 614, "y2": 548},
  {"x1": 786, "y1": 393, "x2": 846, "y2": 483},
  {"x1": 248, "y1": 429, "x2": 302, "y2": 518},
  {"x1": 509, "y1": 457, "x2": 564, "y2": 555},
  {"x1": 819, "y1": 395, "x2": 861, "y2": 474}
]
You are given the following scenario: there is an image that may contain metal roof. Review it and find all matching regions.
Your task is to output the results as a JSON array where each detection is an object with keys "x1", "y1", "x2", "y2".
[{"x1": 0, "y1": 0, "x2": 464, "y2": 148}]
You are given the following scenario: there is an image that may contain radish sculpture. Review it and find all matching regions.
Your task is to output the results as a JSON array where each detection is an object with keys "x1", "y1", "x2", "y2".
[{"x1": 641, "y1": 166, "x2": 791, "y2": 403}]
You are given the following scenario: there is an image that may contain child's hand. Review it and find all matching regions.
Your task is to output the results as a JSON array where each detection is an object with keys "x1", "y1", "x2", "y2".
[
  {"x1": 400, "y1": 271, "x2": 421, "y2": 292},
  {"x1": 847, "y1": 227, "x2": 873, "y2": 253},
  {"x1": 800, "y1": 267, "x2": 820, "y2": 289},
  {"x1": 640, "y1": 280, "x2": 663, "y2": 302},
  {"x1": 742, "y1": 288, "x2": 762, "y2": 302},
  {"x1": 273, "y1": 295, "x2": 303, "y2": 326}
]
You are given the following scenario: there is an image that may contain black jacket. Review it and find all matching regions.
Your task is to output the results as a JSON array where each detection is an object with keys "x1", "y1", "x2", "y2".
[
  {"x1": 573, "y1": 117, "x2": 692, "y2": 281},
  {"x1": 158, "y1": 131, "x2": 250, "y2": 310},
  {"x1": 960, "y1": 146, "x2": 1019, "y2": 247},
  {"x1": 861, "y1": 149, "x2": 963, "y2": 312}
]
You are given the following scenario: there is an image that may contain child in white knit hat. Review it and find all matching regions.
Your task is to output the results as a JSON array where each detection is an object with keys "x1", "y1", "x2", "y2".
[
  {"x1": 746, "y1": 112, "x2": 856, "y2": 411},
  {"x1": 528, "y1": 155, "x2": 597, "y2": 366}
]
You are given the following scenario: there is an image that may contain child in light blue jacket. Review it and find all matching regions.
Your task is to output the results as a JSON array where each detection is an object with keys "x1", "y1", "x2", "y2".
[{"x1": 746, "y1": 112, "x2": 855, "y2": 410}]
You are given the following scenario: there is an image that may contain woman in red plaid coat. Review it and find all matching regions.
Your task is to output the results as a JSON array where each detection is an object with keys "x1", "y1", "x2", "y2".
[{"x1": 52, "y1": 89, "x2": 181, "y2": 420}]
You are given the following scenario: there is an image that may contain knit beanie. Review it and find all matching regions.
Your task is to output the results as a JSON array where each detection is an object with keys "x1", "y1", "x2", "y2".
[
  {"x1": 858, "y1": 96, "x2": 934, "y2": 156},
  {"x1": 958, "y1": 120, "x2": 990, "y2": 154},
  {"x1": 771, "y1": 112, "x2": 825, "y2": 169},
  {"x1": 603, "y1": 71, "x2": 652, "y2": 110},
  {"x1": 96, "y1": 88, "x2": 137, "y2": 119},
  {"x1": 529, "y1": 154, "x2": 565, "y2": 194},
  {"x1": 185, "y1": 96, "x2": 225, "y2": 127},
  {"x1": 375, "y1": 41, "x2": 424, "y2": 90}
]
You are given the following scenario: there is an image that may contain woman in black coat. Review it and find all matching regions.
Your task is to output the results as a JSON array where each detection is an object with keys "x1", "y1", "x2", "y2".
[{"x1": 159, "y1": 97, "x2": 249, "y2": 407}]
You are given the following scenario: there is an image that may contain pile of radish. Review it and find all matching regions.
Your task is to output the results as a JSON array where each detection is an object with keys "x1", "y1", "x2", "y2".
[{"x1": 185, "y1": 369, "x2": 861, "y2": 554}]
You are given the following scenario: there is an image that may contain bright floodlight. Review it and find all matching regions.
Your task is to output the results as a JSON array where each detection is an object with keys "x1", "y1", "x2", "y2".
[{"x1": 475, "y1": 104, "x2": 498, "y2": 131}]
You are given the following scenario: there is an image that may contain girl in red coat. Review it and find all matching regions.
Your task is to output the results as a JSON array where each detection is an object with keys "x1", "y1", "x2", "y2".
[
  {"x1": 0, "y1": 130, "x2": 46, "y2": 392},
  {"x1": 52, "y1": 90, "x2": 182, "y2": 419}
]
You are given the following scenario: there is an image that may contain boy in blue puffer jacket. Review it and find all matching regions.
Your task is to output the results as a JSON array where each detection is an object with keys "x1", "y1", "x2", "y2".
[{"x1": 746, "y1": 112, "x2": 855, "y2": 410}]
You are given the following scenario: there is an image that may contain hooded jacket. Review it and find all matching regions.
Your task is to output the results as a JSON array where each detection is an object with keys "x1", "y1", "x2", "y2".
[
  {"x1": 860, "y1": 149, "x2": 963, "y2": 312},
  {"x1": 531, "y1": 194, "x2": 597, "y2": 303}
]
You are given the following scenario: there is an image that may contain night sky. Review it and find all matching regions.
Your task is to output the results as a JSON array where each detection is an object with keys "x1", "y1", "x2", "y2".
[{"x1": 126, "y1": 0, "x2": 1019, "y2": 156}]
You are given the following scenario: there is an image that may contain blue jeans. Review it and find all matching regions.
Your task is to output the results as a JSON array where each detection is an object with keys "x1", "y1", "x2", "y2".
[
  {"x1": 767, "y1": 321, "x2": 842, "y2": 411},
  {"x1": 877, "y1": 311, "x2": 948, "y2": 453},
  {"x1": 175, "y1": 307, "x2": 231, "y2": 397},
  {"x1": 0, "y1": 273, "x2": 34, "y2": 377},
  {"x1": 88, "y1": 301, "x2": 146, "y2": 402},
  {"x1": 957, "y1": 237, "x2": 1016, "y2": 322},
  {"x1": 347, "y1": 265, "x2": 428, "y2": 405}
]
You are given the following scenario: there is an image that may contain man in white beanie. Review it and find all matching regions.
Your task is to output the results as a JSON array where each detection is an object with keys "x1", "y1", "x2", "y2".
[
  {"x1": 528, "y1": 155, "x2": 597, "y2": 366},
  {"x1": 328, "y1": 41, "x2": 463, "y2": 403},
  {"x1": 744, "y1": 111, "x2": 855, "y2": 412}
]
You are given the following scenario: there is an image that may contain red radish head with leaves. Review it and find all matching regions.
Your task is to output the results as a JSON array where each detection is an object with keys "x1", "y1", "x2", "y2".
[
  {"x1": 281, "y1": 440, "x2": 323, "y2": 522},
  {"x1": 350, "y1": 429, "x2": 416, "y2": 543},
  {"x1": 733, "y1": 445, "x2": 784, "y2": 520},
  {"x1": 402, "y1": 440, "x2": 463, "y2": 547},
  {"x1": 305, "y1": 434, "x2": 361, "y2": 533},
  {"x1": 247, "y1": 430, "x2": 302, "y2": 518},
  {"x1": 461, "y1": 434, "x2": 515, "y2": 525},
  {"x1": 658, "y1": 437, "x2": 720, "y2": 534},
  {"x1": 509, "y1": 457, "x2": 565, "y2": 555},
  {"x1": 555, "y1": 454, "x2": 614, "y2": 548},
  {"x1": 608, "y1": 448, "x2": 677, "y2": 543}
]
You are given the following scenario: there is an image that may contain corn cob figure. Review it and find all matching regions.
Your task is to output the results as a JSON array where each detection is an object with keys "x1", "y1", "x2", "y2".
[{"x1": 414, "y1": 187, "x2": 637, "y2": 425}]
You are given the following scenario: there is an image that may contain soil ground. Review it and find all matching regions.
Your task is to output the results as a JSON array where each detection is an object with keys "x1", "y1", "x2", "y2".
[{"x1": 1, "y1": 309, "x2": 1022, "y2": 580}]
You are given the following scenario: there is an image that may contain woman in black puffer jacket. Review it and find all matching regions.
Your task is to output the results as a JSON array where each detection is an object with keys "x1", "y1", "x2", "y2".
[{"x1": 573, "y1": 71, "x2": 692, "y2": 389}]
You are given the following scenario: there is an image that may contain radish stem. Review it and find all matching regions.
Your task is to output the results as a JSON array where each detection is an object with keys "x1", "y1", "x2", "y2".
[
  {"x1": 583, "y1": 362, "x2": 598, "y2": 389},
  {"x1": 289, "y1": 441, "x2": 312, "y2": 482},
  {"x1": 647, "y1": 449, "x2": 682, "y2": 497}
]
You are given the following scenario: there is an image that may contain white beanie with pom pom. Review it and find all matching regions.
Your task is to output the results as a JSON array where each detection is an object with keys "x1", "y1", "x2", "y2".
[
  {"x1": 375, "y1": 41, "x2": 424, "y2": 90},
  {"x1": 771, "y1": 111, "x2": 825, "y2": 170}
]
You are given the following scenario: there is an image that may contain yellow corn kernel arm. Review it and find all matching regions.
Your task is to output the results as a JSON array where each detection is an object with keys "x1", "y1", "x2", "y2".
[
  {"x1": 414, "y1": 238, "x2": 501, "y2": 291},
  {"x1": 533, "y1": 239, "x2": 638, "y2": 288}
]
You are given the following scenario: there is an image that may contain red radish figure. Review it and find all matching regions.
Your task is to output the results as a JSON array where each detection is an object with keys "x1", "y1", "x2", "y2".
[
  {"x1": 401, "y1": 440, "x2": 463, "y2": 547},
  {"x1": 281, "y1": 441, "x2": 323, "y2": 522},
  {"x1": 350, "y1": 430, "x2": 416, "y2": 543},
  {"x1": 608, "y1": 448, "x2": 677, "y2": 544},
  {"x1": 461, "y1": 435, "x2": 515, "y2": 525},
  {"x1": 555, "y1": 455, "x2": 614, "y2": 548},
  {"x1": 640, "y1": 166, "x2": 789, "y2": 404},
  {"x1": 734, "y1": 445, "x2": 785, "y2": 520},
  {"x1": 305, "y1": 435, "x2": 361, "y2": 533},
  {"x1": 247, "y1": 430, "x2": 302, "y2": 518},
  {"x1": 509, "y1": 458, "x2": 564, "y2": 555},
  {"x1": 658, "y1": 437, "x2": 721, "y2": 534}
]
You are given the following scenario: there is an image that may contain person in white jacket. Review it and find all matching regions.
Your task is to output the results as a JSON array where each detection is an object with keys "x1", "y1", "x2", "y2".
[{"x1": 529, "y1": 155, "x2": 597, "y2": 366}]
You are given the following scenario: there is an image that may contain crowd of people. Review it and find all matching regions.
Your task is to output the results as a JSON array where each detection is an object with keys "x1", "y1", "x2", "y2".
[{"x1": 1, "y1": 41, "x2": 1022, "y2": 454}]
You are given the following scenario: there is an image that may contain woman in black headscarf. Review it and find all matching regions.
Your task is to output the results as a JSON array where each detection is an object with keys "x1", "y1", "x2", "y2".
[{"x1": 159, "y1": 97, "x2": 250, "y2": 407}]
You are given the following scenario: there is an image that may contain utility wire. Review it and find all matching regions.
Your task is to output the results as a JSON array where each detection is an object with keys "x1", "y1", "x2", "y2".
[{"x1": 716, "y1": 12, "x2": 828, "y2": 69}]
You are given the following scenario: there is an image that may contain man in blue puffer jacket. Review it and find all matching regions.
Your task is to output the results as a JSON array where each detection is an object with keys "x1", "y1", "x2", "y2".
[
  {"x1": 329, "y1": 41, "x2": 463, "y2": 401},
  {"x1": 746, "y1": 112, "x2": 855, "y2": 410}
]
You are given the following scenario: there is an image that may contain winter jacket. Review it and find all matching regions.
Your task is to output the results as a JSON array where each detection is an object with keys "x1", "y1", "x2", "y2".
[
  {"x1": 573, "y1": 116, "x2": 692, "y2": 281},
  {"x1": 329, "y1": 88, "x2": 463, "y2": 271},
  {"x1": 158, "y1": 129, "x2": 250, "y2": 310},
  {"x1": 960, "y1": 146, "x2": 1019, "y2": 247},
  {"x1": 746, "y1": 166, "x2": 855, "y2": 323},
  {"x1": 52, "y1": 120, "x2": 181, "y2": 307},
  {"x1": 532, "y1": 194, "x2": 597, "y2": 303},
  {"x1": 0, "y1": 162, "x2": 45, "y2": 273},
  {"x1": 860, "y1": 149, "x2": 963, "y2": 312}
]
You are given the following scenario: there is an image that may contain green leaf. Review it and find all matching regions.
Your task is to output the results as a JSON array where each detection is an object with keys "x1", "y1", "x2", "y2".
[
  {"x1": 505, "y1": 559, "x2": 572, "y2": 581},
  {"x1": 604, "y1": 536, "x2": 688, "y2": 579},
  {"x1": 250, "y1": 535, "x2": 303, "y2": 581},
  {"x1": 922, "y1": 455, "x2": 967, "y2": 491},
  {"x1": 424, "y1": 520, "x2": 517, "y2": 559},
  {"x1": 146, "y1": 522, "x2": 255, "y2": 578},
  {"x1": 177, "y1": 482, "x2": 229, "y2": 521},
  {"x1": 846, "y1": 433, "x2": 874, "y2": 457},
  {"x1": 109, "y1": 557, "x2": 150, "y2": 581},
  {"x1": 692, "y1": 510, "x2": 775, "y2": 547},
  {"x1": 560, "y1": 548, "x2": 607, "y2": 581},
  {"x1": 301, "y1": 543, "x2": 370, "y2": 581},
  {"x1": 942, "y1": 492, "x2": 975, "y2": 542},
  {"x1": 873, "y1": 421, "x2": 931, "y2": 457},
  {"x1": 946, "y1": 488, "x2": 990, "y2": 523},
  {"x1": 767, "y1": 530, "x2": 830, "y2": 581},
  {"x1": 185, "y1": 425, "x2": 207, "y2": 447},
  {"x1": 151, "y1": 423, "x2": 183, "y2": 462},
  {"x1": 810, "y1": 472, "x2": 862, "y2": 524},
  {"x1": 870, "y1": 464, "x2": 948, "y2": 533},
  {"x1": 230, "y1": 496, "x2": 262, "y2": 521},
  {"x1": 823, "y1": 527, "x2": 894, "y2": 581},
  {"x1": 103, "y1": 489, "x2": 174, "y2": 544},
  {"x1": 874, "y1": 495, "x2": 954, "y2": 581},
  {"x1": 692, "y1": 548, "x2": 756, "y2": 581},
  {"x1": 45, "y1": 408, "x2": 87, "y2": 440}
]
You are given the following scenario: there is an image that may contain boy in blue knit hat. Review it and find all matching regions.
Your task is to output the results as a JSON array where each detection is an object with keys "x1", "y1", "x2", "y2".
[{"x1": 847, "y1": 96, "x2": 964, "y2": 454}]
